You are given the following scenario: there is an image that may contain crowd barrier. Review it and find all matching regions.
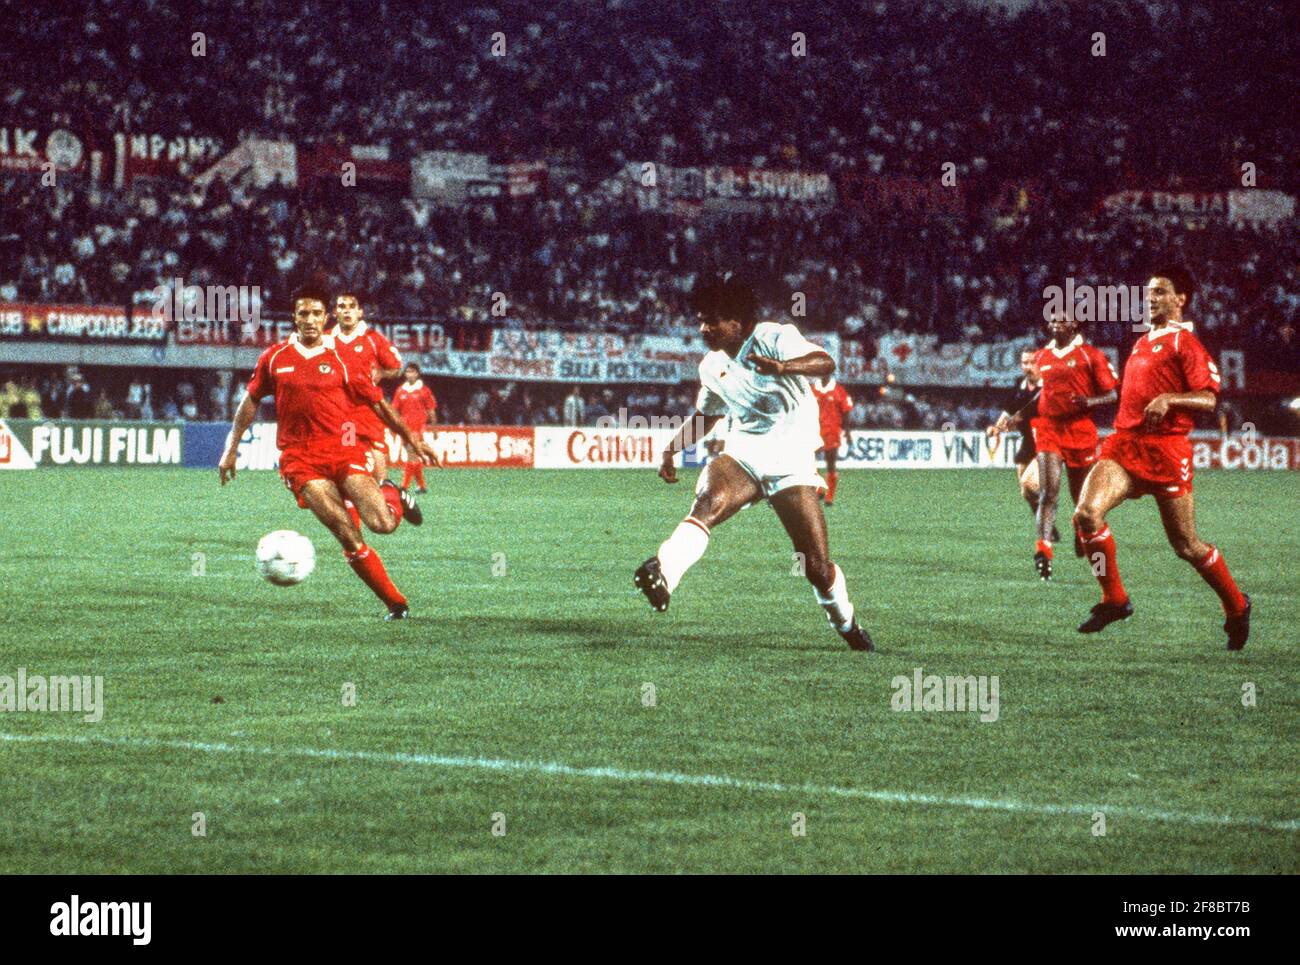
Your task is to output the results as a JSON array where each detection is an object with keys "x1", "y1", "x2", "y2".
[{"x1": 2, "y1": 419, "x2": 1298, "y2": 471}]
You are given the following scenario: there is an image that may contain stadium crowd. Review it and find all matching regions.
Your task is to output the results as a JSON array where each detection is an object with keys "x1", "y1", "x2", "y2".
[
  {"x1": 2, "y1": 0, "x2": 1296, "y2": 430},
  {"x1": 1, "y1": 364, "x2": 1018, "y2": 432}
]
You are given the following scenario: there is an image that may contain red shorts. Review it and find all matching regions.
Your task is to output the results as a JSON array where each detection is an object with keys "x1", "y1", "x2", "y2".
[
  {"x1": 1031, "y1": 417, "x2": 1098, "y2": 469},
  {"x1": 279, "y1": 443, "x2": 375, "y2": 509},
  {"x1": 1100, "y1": 430, "x2": 1194, "y2": 500},
  {"x1": 819, "y1": 430, "x2": 842, "y2": 452}
]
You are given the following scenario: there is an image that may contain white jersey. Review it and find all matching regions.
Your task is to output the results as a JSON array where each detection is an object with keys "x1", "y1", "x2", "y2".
[{"x1": 695, "y1": 321, "x2": 824, "y2": 440}]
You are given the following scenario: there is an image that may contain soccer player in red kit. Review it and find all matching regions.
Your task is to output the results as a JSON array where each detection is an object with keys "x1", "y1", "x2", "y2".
[
  {"x1": 393, "y1": 363, "x2": 438, "y2": 492},
  {"x1": 329, "y1": 292, "x2": 403, "y2": 483},
  {"x1": 218, "y1": 286, "x2": 439, "y2": 620},
  {"x1": 1073, "y1": 267, "x2": 1250, "y2": 649},
  {"x1": 1025, "y1": 311, "x2": 1117, "y2": 579},
  {"x1": 810, "y1": 376, "x2": 852, "y2": 505}
]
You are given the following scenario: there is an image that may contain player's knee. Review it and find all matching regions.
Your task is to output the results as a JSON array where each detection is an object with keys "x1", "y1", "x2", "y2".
[
  {"x1": 367, "y1": 510, "x2": 398, "y2": 535},
  {"x1": 1170, "y1": 536, "x2": 1204, "y2": 563},
  {"x1": 1073, "y1": 504, "x2": 1101, "y2": 534},
  {"x1": 690, "y1": 492, "x2": 725, "y2": 527}
]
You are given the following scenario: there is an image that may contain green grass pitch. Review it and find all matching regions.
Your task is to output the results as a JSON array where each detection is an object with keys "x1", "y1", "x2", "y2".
[{"x1": 0, "y1": 467, "x2": 1295, "y2": 873}]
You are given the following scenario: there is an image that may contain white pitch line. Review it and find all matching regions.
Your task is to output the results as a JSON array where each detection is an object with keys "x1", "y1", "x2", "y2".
[{"x1": 2, "y1": 731, "x2": 1295, "y2": 833}]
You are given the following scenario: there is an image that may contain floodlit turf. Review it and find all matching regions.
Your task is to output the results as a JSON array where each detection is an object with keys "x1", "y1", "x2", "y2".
[{"x1": 0, "y1": 467, "x2": 1295, "y2": 873}]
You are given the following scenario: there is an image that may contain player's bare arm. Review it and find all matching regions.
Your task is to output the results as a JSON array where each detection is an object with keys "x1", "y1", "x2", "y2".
[
  {"x1": 218, "y1": 393, "x2": 260, "y2": 485},
  {"x1": 369, "y1": 398, "x2": 440, "y2": 466},
  {"x1": 659, "y1": 411, "x2": 722, "y2": 482},
  {"x1": 1000, "y1": 389, "x2": 1042, "y2": 432},
  {"x1": 1142, "y1": 389, "x2": 1215, "y2": 429},
  {"x1": 746, "y1": 351, "x2": 834, "y2": 378},
  {"x1": 990, "y1": 412, "x2": 1015, "y2": 436},
  {"x1": 1069, "y1": 388, "x2": 1118, "y2": 413}
]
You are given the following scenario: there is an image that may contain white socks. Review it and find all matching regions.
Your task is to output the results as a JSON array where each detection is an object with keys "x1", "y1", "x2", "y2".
[
  {"x1": 815, "y1": 564, "x2": 856, "y2": 632},
  {"x1": 658, "y1": 520, "x2": 854, "y2": 634},
  {"x1": 657, "y1": 517, "x2": 710, "y2": 593}
]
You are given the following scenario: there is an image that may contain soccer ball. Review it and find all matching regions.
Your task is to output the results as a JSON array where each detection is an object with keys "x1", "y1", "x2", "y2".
[{"x1": 255, "y1": 530, "x2": 316, "y2": 586}]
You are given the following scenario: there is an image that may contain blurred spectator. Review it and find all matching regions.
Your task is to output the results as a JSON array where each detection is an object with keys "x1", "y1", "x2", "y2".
[
  {"x1": 62, "y1": 372, "x2": 95, "y2": 418},
  {"x1": 563, "y1": 386, "x2": 585, "y2": 426},
  {"x1": 93, "y1": 391, "x2": 116, "y2": 420},
  {"x1": 125, "y1": 379, "x2": 146, "y2": 418}
]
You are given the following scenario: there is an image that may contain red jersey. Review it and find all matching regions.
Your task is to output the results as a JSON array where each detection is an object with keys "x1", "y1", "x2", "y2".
[
  {"x1": 330, "y1": 322, "x2": 402, "y2": 442},
  {"x1": 1033, "y1": 336, "x2": 1118, "y2": 421},
  {"x1": 246, "y1": 335, "x2": 382, "y2": 452},
  {"x1": 811, "y1": 379, "x2": 852, "y2": 444},
  {"x1": 1114, "y1": 322, "x2": 1220, "y2": 435},
  {"x1": 392, "y1": 379, "x2": 437, "y2": 433}
]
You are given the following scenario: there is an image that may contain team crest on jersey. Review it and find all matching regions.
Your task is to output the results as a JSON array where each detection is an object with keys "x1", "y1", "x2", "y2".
[
  {"x1": 319, "y1": 363, "x2": 332, "y2": 374},
  {"x1": 1152, "y1": 345, "x2": 1163, "y2": 353},
  {"x1": 1067, "y1": 359, "x2": 1076, "y2": 367},
  {"x1": 354, "y1": 344, "x2": 363, "y2": 353}
]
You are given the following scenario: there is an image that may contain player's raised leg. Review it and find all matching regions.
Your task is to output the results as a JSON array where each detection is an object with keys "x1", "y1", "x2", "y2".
[
  {"x1": 300, "y1": 478, "x2": 410, "y2": 619},
  {"x1": 1155, "y1": 493, "x2": 1251, "y2": 649},
  {"x1": 341, "y1": 472, "x2": 422, "y2": 532},
  {"x1": 636, "y1": 454, "x2": 760, "y2": 612},
  {"x1": 1034, "y1": 450, "x2": 1064, "y2": 580},
  {"x1": 1072, "y1": 459, "x2": 1135, "y2": 632},
  {"x1": 770, "y1": 484, "x2": 872, "y2": 650}
]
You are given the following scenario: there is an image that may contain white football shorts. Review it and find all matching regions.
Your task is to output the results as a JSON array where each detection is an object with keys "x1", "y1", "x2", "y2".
[{"x1": 704, "y1": 428, "x2": 826, "y2": 499}]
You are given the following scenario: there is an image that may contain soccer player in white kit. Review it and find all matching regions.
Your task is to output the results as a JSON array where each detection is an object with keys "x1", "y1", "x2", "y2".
[{"x1": 634, "y1": 276, "x2": 873, "y2": 651}]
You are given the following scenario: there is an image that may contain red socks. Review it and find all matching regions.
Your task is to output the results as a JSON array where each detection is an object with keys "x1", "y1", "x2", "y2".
[
  {"x1": 1194, "y1": 546, "x2": 1248, "y2": 617},
  {"x1": 345, "y1": 544, "x2": 406, "y2": 609},
  {"x1": 1035, "y1": 539, "x2": 1053, "y2": 559},
  {"x1": 1078, "y1": 525, "x2": 1246, "y2": 617},
  {"x1": 401, "y1": 462, "x2": 424, "y2": 489},
  {"x1": 1078, "y1": 524, "x2": 1128, "y2": 605},
  {"x1": 826, "y1": 471, "x2": 839, "y2": 503}
]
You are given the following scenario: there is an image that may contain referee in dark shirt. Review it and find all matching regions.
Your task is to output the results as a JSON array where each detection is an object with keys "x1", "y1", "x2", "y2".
[{"x1": 986, "y1": 349, "x2": 1055, "y2": 534}]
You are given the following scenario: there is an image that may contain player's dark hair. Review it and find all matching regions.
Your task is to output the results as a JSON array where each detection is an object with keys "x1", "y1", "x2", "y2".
[
  {"x1": 404, "y1": 362, "x2": 420, "y2": 374},
  {"x1": 1149, "y1": 264, "x2": 1195, "y2": 312},
  {"x1": 289, "y1": 281, "x2": 330, "y2": 310},
  {"x1": 336, "y1": 289, "x2": 367, "y2": 306},
  {"x1": 690, "y1": 273, "x2": 759, "y2": 325}
]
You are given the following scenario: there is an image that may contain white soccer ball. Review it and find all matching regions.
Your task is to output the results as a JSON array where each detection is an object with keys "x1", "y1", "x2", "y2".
[{"x1": 255, "y1": 530, "x2": 316, "y2": 586}]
